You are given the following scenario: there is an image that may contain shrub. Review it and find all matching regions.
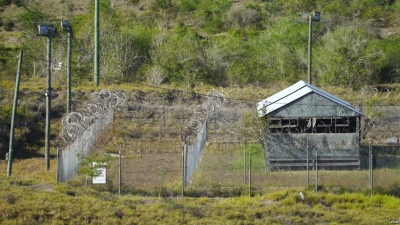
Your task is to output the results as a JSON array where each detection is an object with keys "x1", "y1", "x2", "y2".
[
  {"x1": 179, "y1": 0, "x2": 199, "y2": 12},
  {"x1": 6, "y1": 194, "x2": 16, "y2": 204},
  {"x1": 226, "y1": 5, "x2": 262, "y2": 29},
  {"x1": 129, "y1": 0, "x2": 139, "y2": 4},
  {"x1": 0, "y1": 0, "x2": 11, "y2": 7},
  {"x1": 387, "y1": 182, "x2": 400, "y2": 198},
  {"x1": 150, "y1": 0, "x2": 172, "y2": 11},
  {"x1": 11, "y1": 0, "x2": 22, "y2": 6},
  {"x1": 3, "y1": 19, "x2": 14, "y2": 31}
]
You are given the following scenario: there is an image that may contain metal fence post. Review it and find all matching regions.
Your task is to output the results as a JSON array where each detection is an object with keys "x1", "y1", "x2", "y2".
[
  {"x1": 315, "y1": 151, "x2": 318, "y2": 193},
  {"x1": 119, "y1": 144, "x2": 122, "y2": 196},
  {"x1": 182, "y1": 144, "x2": 186, "y2": 196},
  {"x1": 244, "y1": 139, "x2": 246, "y2": 186},
  {"x1": 369, "y1": 142, "x2": 373, "y2": 197},
  {"x1": 307, "y1": 140, "x2": 309, "y2": 188},
  {"x1": 249, "y1": 144, "x2": 252, "y2": 197}
]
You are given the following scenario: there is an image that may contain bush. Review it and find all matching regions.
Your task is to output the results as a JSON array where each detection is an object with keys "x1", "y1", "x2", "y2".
[
  {"x1": 150, "y1": 0, "x2": 172, "y2": 11},
  {"x1": 129, "y1": 0, "x2": 139, "y2": 4},
  {"x1": 179, "y1": 0, "x2": 199, "y2": 12},
  {"x1": 3, "y1": 19, "x2": 14, "y2": 31},
  {"x1": 11, "y1": 0, "x2": 23, "y2": 6},
  {"x1": 387, "y1": 182, "x2": 400, "y2": 198},
  {"x1": 0, "y1": 0, "x2": 11, "y2": 7},
  {"x1": 226, "y1": 4, "x2": 262, "y2": 29}
]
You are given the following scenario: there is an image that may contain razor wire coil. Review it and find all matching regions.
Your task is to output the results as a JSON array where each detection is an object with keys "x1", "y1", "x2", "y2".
[
  {"x1": 55, "y1": 89, "x2": 128, "y2": 150},
  {"x1": 181, "y1": 90, "x2": 225, "y2": 145}
]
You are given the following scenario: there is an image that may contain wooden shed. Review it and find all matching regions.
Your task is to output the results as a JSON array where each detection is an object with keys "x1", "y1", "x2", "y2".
[{"x1": 257, "y1": 81, "x2": 363, "y2": 170}]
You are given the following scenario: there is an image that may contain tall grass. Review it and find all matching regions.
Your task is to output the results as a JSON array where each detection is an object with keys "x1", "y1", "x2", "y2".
[{"x1": 0, "y1": 174, "x2": 399, "y2": 224}]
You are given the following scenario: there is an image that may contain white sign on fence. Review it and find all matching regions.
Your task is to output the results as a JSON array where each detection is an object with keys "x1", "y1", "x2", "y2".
[{"x1": 92, "y1": 162, "x2": 106, "y2": 184}]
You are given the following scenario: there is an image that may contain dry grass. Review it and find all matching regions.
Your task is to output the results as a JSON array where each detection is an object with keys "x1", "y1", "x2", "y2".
[
  {"x1": 1, "y1": 82, "x2": 400, "y2": 223},
  {"x1": 0, "y1": 157, "x2": 57, "y2": 184},
  {"x1": 0, "y1": 173, "x2": 399, "y2": 224}
]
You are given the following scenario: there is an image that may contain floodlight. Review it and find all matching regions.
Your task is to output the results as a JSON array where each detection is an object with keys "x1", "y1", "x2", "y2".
[
  {"x1": 61, "y1": 20, "x2": 71, "y2": 32},
  {"x1": 313, "y1": 11, "x2": 321, "y2": 21},
  {"x1": 38, "y1": 24, "x2": 55, "y2": 36}
]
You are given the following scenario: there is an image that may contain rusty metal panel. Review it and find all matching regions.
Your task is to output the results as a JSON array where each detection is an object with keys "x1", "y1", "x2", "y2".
[
  {"x1": 271, "y1": 93, "x2": 359, "y2": 118},
  {"x1": 266, "y1": 133, "x2": 360, "y2": 159}
]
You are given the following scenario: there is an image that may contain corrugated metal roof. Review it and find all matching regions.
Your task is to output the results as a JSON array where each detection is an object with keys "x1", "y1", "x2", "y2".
[{"x1": 257, "y1": 80, "x2": 363, "y2": 117}]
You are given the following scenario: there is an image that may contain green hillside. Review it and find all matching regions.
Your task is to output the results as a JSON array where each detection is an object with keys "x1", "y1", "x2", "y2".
[
  {"x1": 0, "y1": 1, "x2": 400, "y2": 223},
  {"x1": 0, "y1": 0, "x2": 399, "y2": 88}
]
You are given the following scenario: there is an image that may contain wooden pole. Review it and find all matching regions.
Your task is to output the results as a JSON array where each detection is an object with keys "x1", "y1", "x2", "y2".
[
  {"x1": 45, "y1": 35, "x2": 52, "y2": 171},
  {"x1": 94, "y1": 0, "x2": 100, "y2": 85},
  {"x1": 7, "y1": 50, "x2": 23, "y2": 177}
]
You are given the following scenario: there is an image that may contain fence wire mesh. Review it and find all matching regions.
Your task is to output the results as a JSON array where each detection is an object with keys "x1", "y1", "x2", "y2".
[
  {"x1": 102, "y1": 140, "x2": 400, "y2": 197},
  {"x1": 106, "y1": 140, "x2": 182, "y2": 196},
  {"x1": 56, "y1": 89, "x2": 128, "y2": 182},
  {"x1": 184, "y1": 123, "x2": 207, "y2": 186},
  {"x1": 57, "y1": 111, "x2": 113, "y2": 182}
]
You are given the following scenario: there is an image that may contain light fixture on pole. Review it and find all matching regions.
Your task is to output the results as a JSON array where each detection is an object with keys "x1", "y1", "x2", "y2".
[
  {"x1": 299, "y1": 11, "x2": 322, "y2": 85},
  {"x1": 37, "y1": 24, "x2": 55, "y2": 171},
  {"x1": 61, "y1": 20, "x2": 72, "y2": 114}
]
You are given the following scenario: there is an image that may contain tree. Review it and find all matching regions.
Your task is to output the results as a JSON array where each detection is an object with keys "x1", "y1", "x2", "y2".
[
  {"x1": 241, "y1": 111, "x2": 268, "y2": 143},
  {"x1": 78, "y1": 152, "x2": 109, "y2": 188}
]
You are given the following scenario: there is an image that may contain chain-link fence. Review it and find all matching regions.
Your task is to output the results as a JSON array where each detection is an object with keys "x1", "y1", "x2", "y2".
[
  {"x1": 183, "y1": 123, "x2": 207, "y2": 187},
  {"x1": 67, "y1": 89, "x2": 400, "y2": 197},
  {"x1": 99, "y1": 139, "x2": 400, "y2": 197},
  {"x1": 57, "y1": 113, "x2": 113, "y2": 182},
  {"x1": 57, "y1": 89, "x2": 128, "y2": 182},
  {"x1": 106, "y1": 140, "x2": 183, "y2": 196}
]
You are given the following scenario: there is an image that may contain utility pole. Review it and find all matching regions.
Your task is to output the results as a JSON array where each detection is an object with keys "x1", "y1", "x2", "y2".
[
  {"x1": 94, "y1": 0, "x2": 100, "y2": 86},
  {"x1": 7, "y1": 50, "x2": 23, "y2": 177},
  {"x1": 308, "y1": 15, "x2": 313, "y2": 84},
  {"x1": 45, "y1": 28, "x2": 53, "y2": 171},
  {"x1": 38, "y1": 24, "x2": 55, "y2": 171},
  {"x1": 62, "y1": 20, "x2": 72, "y2": 114},
  {"x1": 295, "y1": 11, "x2": 322, "y2": 85},
  {"x1": 308, "y1": 11, "x2": 320, "y2": 85}
]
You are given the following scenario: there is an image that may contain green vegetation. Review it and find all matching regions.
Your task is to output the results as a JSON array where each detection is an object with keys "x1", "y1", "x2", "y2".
[
  {"x1": 0, "y1": 167, "x2": 399, "y2": 224},
  {"x1": 0, "y1": 0, "x2": 399, "y2": 88},
  {"x1": 77, "y1": 152, "x2": 109, "y2": 188},
  {"x1": 0, "y1": 1, "x2": 400, "y2": 223}
]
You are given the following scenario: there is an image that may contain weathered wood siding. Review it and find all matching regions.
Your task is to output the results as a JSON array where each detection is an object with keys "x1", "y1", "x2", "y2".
[
  {"x1": 266, "y1": 133, "x2": 360, "y2": 159},
  {"x1": 270, "y1": 93, "x2": 359, "y2": 118}
]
